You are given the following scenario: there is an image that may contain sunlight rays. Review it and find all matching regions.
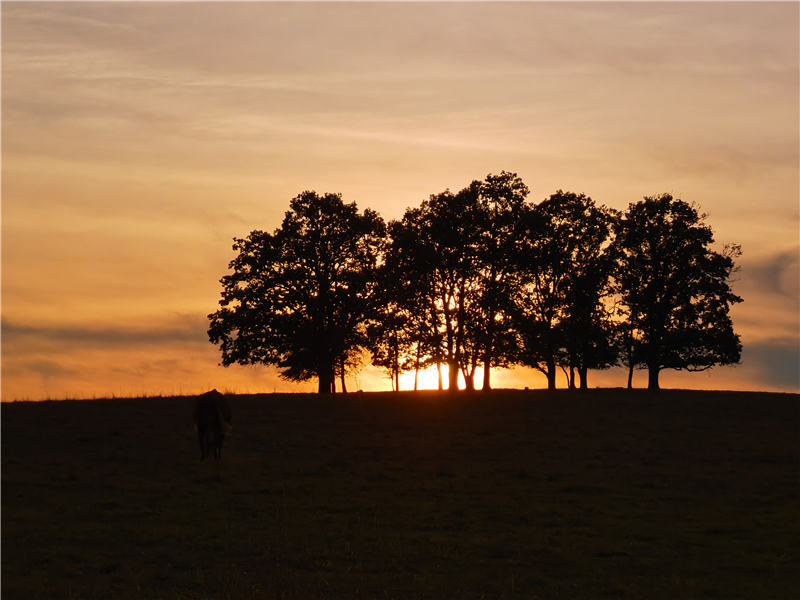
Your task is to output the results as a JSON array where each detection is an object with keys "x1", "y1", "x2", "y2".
[{"x1": 397, "y1": 365, "x2": 486, "y2": 392}]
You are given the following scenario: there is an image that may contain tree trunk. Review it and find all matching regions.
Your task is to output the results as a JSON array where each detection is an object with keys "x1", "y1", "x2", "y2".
[
  {"x1": 414, "y1": 342, "x2": 421, "y2": 392},
  {"x1": 546, "y1": 357, "x2": 557, "y2": 390},
  {"x1": 336, "y1": 357, "x2": 347, "y2": 394},
  {"x1": 465, "y1": 355, "x2": 479, "y2": 392},
  {"x1": 464, "y1": 376, "x2": 475, "y2": 392},
  {"x1": 560, "y1": 364, "x2": 570, "y2": 388},
  {"x1": 482, "y1": 278, "x2": 497, "y2": 393},
  {"x1": 482, "y1": 327, "x2": 494, "y2": 391},
  {"x1": 647, "y1": 336, "x2": 662, "y2": 391},
  {"x1": 568, "y1": 365, "x2": 576, "y2": 390},
  {"x1": 448, "y1": 358, "x2": 460, "y2": 392},
  {"x1": 627, "y1": 363, "x2": 634, "y2": 389},
  {"x1": 626, "y1": 329, "x2": 634, "y2": 389},
  {"x1": 392, "y1": 332, "x2": 399, "y2": 392},
  {"x1": 579, "y1": 366, "x2": 588, "y2": 390},
  {"x1": 318, "y1": 365, "x2": 335, "y2": 394},
  {"x1": 647, "y1": 364, "x2": 660, "y2": 390}
]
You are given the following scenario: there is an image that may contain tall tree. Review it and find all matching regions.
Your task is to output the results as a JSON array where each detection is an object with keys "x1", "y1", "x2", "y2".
[
  {"x1": 558, "y1": 198, "x2": 619, "y2": 389},
  {"x1": 615, "y1": 309, "x2": 645, "y2": 390},
  {"x1": 385, "y1": 188, "x2": 483, "y2": 391},
  {"x1": 515, "y1": 191, "x2": 618, "y2": 389},
  {"x1": 376, "y1": 208, "x2": 439, "y2": 390},
  {"x1": 366, "y1": 262, "x2": 418, "y2": 392},
  {"x1": 514, "y1": 192, "x2": 570, "y2": 388},
  {"x1": 613, "y1": 194, "x2": 742, "y2": 390},
  {"x1": 208, "y1": 191, "x2": 386, "y2": 394},
  {"x1": 472, "y1": 172, "x2": 530, "y2": 391},
  {"x1": 515, "y1": 192, "x2": 571, "y2": 389}
]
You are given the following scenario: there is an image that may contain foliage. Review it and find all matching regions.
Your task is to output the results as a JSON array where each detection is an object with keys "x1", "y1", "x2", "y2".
[
  {"x1": 471, "y1": 172, "x2": 531, "y2": 389},
  {"x1": 380, "y1": 188, "x2": 483, "y2": 391},
  {"x1": 375, "y1": 173, "x2": 532, "y2": 391},
  {"x1": 208, "y1": 191, "x2": 385, "y2": 393},
  {"x1": 612, "y1": 193, "x2": 743, "y2": 389},
  {"x1": 515, "y1": 191, "x2": 618, "y2": 389},
  {"x1": 208, "y1": 181, "x2": 743, "y2": 393}
]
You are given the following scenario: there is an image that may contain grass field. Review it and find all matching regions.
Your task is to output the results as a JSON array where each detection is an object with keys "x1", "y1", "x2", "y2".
[{"x1": 2, "y1": 389, "x2": 798, "y2": 599}]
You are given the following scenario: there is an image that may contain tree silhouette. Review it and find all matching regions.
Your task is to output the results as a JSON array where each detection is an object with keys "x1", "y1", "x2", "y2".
[
  {"x1": 472, "y1": 172, "x2": 530, "y2": 390},
  {"x1": 612, "y1": 194, "x2": 742, "y2": 390},
  {"x1": 376, "y1": 209, "x2": 434, "y2": 390},
  {"x1": 385, "y1": 188, "x2": 483, "y2": 391},
  {"x1": 367, "y1": 276, "x2": 413, "y2": 391},
  {"x1": 208, "y1": 191, "x2": 385, "y2": 394},
  {"x1": 557, "y1": 196, "x2": 619, "y2": 389},
  {"x1": 515, "y1": 191, "x2": 620, "y2": 389},
  {"x1": 616, "y1": 313, "x2": 645, "y2": 390},
  {"x1": 208, "y1": 178, "x2": 744, "y2": 394},
  {"x1": 515, "y1": 191, "x2": 577, "y2": 389}
]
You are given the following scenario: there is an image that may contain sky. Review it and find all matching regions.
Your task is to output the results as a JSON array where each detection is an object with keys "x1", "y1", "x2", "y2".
[{"x1": 1, "y1": 1, "x2": 798, "y2": 400}]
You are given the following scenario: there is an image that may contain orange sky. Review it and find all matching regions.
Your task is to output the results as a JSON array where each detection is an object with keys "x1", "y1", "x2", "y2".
[{"x1": 2, "y1": 2, "x2": 798, "y2": 400}]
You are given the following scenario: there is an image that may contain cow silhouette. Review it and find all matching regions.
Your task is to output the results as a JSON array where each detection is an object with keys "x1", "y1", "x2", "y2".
[{"x1": 193, "y1": 389, "x2": 232, "y2": 460}]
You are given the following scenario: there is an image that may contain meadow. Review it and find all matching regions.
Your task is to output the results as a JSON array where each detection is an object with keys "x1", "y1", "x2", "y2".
[{"x1": 2, "y1": 389, "x2": 798, "y2": 599}]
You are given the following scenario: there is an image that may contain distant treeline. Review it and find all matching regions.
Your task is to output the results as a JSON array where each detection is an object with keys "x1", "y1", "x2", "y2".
[{"x1": 208, "y1": 172, "x2": 742, "y2": 393}]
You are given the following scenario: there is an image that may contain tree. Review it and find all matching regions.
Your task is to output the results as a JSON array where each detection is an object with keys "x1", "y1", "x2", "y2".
[
  {"x1": 368, "y1": 242, "x2": 438, "y2": 391},
  {"x1": 384, "y1": 188, "x2": 483, "y2": 391},
  {"x1": 515, "y1": 191, "x2": 581, "y2": 389},
  {"x1": 615, "y1": 309, "x2": 645, "y2": 390},
  {"x1": 613, "y1": 194, "x2": 742, "y2": 390},
  {"x1": 557, "y1": 198, "x2": 619, "y2": 389},
  {"x1": 380, "y1": 173, "x2": 531, "y2": 392},
  {"x1": 472, "y1": 172, "x2": 530, "y2": 390},
  {"x1": 208, "y1": 191, "x2": 386, "y2": 394},
  {"x1": 515, "y1": 191, "x2": 619, "y2": 389}
]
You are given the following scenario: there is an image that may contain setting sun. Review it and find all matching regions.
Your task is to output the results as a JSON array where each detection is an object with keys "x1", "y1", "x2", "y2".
[{"x1": 397, "y1": 365, "x2": 487, "y2": 392}]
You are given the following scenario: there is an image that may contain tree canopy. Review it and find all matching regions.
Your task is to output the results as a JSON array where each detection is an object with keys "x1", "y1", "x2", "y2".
[
  {"x1": 612, "y1": 194, "x2": 742, "y2": 390},
  {"x1": 209, "y1": 181, "x2": 743, "y2": 393},
  {"x1": 516, "y1": 191, "x2": 618, "y2": 390},
  {"x1": 208, "y1": 191, "x2": 385, "y2": 394}
]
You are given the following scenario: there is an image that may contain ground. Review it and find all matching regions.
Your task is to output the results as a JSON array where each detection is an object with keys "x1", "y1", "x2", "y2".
[{"x1": 2, "y1": 389, "x2": 798, "y2": 599}]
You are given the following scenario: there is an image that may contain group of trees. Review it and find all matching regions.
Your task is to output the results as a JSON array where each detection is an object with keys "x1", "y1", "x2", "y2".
[{"x1": 208, "y1": 172, "x2": 742, "y2": 394}]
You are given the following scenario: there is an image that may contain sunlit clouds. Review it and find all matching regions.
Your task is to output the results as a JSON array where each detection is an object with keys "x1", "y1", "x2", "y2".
[{"x1": 2, "y1": 2, "x2": 798, "y2": 399}]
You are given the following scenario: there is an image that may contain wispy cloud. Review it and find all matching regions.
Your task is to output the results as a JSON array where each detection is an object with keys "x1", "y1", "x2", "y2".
[
  {"x1": 742, "y1": 338, "x2": 800, "y2": 392},
  {"x1": 1, "y1": 317, "x2": 208, "y2": 348},
  {"x1": 744, "y1": 248, "x2": 800, "y2": 301}
]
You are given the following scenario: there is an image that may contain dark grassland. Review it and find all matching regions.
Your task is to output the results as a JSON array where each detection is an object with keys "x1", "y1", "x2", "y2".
[{"x1": 2, "y1": 389, "x2": 798, "y2": 599}]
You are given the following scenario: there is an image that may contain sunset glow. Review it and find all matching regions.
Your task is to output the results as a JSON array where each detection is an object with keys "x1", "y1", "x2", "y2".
[
  {"x1": 2, "y1": 2, "x2": 798, "y2": 399},
  {"x1": 396, "y1": 366, "x2": 487, "y2": 393}
]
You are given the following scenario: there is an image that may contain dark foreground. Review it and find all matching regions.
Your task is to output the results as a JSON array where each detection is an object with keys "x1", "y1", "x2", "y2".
[{"x1": 2, "y1": 389, "x2": 798, "y2": 599}]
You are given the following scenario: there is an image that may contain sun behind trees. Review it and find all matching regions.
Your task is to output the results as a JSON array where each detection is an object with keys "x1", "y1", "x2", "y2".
[{"x1": 208, "y1": 174, "x2": 742, "y2": 393}]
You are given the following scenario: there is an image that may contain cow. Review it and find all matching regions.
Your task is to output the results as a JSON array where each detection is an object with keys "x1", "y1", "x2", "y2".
[{"x1": 193, "y1": 389, "x2": 232, "y2": 461}]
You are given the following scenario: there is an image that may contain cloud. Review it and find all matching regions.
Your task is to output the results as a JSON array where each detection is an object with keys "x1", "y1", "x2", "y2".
[
  {"x1": 742, "y1": 338, "x2": 800, "y2": 392},
  {"x1": 1, "y1": 316, "x2": 209, "y2": 349},
  {"x1": 743, "y1": 248, "x2": 800, "y2": 301},
  {"x1": 5, "y1": 360, "x2": 77, "y2": 380},
  {"x1": 728, "y1": 247, "x2": 800, "y2": 346}
]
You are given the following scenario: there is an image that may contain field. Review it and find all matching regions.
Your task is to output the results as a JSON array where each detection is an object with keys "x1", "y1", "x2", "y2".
[{"x1": 2, "y1": 389, "x2": 798, "y2": 599}]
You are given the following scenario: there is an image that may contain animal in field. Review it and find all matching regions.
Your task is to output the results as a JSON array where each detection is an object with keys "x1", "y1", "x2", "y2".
[{"x1": 193, "y1": 389, "x2": 232, "y2": 460}]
